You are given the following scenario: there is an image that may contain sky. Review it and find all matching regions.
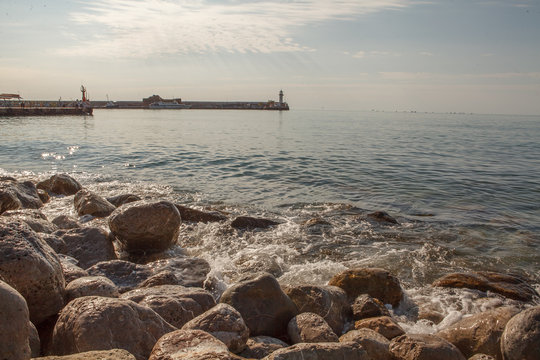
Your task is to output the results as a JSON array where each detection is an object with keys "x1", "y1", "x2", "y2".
[{"x1": 1, "y1": 0, "x2": 540, "y2": 114}]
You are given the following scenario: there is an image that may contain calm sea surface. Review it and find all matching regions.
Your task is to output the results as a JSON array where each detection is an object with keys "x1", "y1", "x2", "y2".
[{"x1": 1, "y1": 109, "x2": 539, "y2": 327}]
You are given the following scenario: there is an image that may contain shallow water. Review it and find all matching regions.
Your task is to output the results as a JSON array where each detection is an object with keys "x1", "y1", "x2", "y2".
[{"x1": 1, "y1": 109, "x2": 539, "y2": 331}]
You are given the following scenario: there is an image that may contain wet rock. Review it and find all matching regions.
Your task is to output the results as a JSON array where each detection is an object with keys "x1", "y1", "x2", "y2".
[
  {"x1": 366, "y1": 211, "x2": 399, "y2": 224},
  {"x1": 437, "y1": 306, "x2": 519, "y2": 360},
  {"x1": 352, "y1": 294, "x2": 390, "y2": 320},
  {"x1": 287, "y1": 312, "x2": 338, "y2": 344},
  {"x1": 0, "y1": 178, "x2": 43, "y2": 214},
  {"x1": 121, "y1": 285, "x2": 216, "y2": 328},
  {"x1": 220, "y1": 272, "x2": 298, "y2": 338},
  {"x1": 432, "y1": 271, "x2": 539, "y2": 302},
  {"x1": 140, "y1": 270, "x2": 180, "y2": 288},
  {"x1": 0, "y1": 221, "x2": 65, "y2": 324},
  {"x1": 65, "y1": 276, "x2": 120, "y2": 302},
  {"x1": 74, "y1": 189, "x2": 116, "y2": 217},
  {"x1": 389, "y1": 334, "x2": 466, "y2": 360},
  {"x1": 50, "y1": 296, "x2": 176, "y2": 360},
  {"x1": 51, "y1": 215, "x2": 80, "y2": 230},
  {"x1": 354, "y1": 316, "x2": 405, "y2": 340},
  {"x1": 38, "y1": 188, "x2": 50, "y2": 203},
  {"x1": 32, "y1": 349, "x2": 136, "y2": 359},
  {"x1": 58, "y1": 255, "x2": 89, "y2": 283},
  {"x1": 182, "y1": 303, "x2": 250, "y2": 353},
  {"x1": 87, "y1": 260, "x2": 153, "y2": 293},
  {"x1": 500, "y1": 306, "x2": 540, "y2": 360},
  {"x1": 468, "y1": 355, "x2": 495, "y2": 360},
  {"x1": 175, "y1": 204, "x2": 227, "y2": 223},
  {"x1": 239, "y1": 336, "x2": 289, "y2": 359},
  {"x1": 231, "y1": 216, "x2": 279, "y2": 230},
  {"x1": 235, "y1": 253, "x2": 283, "y2": 278},
  {"x1": 284, "y1": 285, "x2": 350, "y2": 335},
  {"x1": 303, "y1": 218, "x2": 332, "y2": 234},
  {"x1": 148, "y1": 329, "x2": 231, "y2": 360},
  {"x1": 29, "y1": 321, "x2": 41, "y2": 357},
  {"x1": 107, "y1": 194, "x2": 141, "y2": 207},
  {"x1": 147, "y1": 257, "x2": 211, "y2": 288},
  {"x1": 328, "y1": 267, "x2": 403, "y2": 307},
  {"x1": 37, "y1": 174, "x2": 82, "y2": 196},
  {"x1": 108, "y1": 200, "x2": 181, "y2": 253},
  {"x1": 55, "y1": 227, "x2": 117, "y2": 269},
  {"x1": 339, "y1": 328, "x2": 392, "y2": 360},
  {"x1": 0, "y1": 280, "x2": 31, "y2": 360},
  {"x1": 2, "y1": 209, "x2": 57, "y2": 233},
  {"x1": 262, "y1": 341, "x2": 369, "y2": 360}
]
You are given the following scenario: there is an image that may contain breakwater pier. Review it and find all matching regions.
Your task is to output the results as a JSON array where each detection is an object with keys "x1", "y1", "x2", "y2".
[{"x1": 0, "y1": 106, "x2": 93, "y2": 117}]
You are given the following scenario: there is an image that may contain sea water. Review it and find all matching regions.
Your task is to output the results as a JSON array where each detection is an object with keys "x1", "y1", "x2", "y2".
[{"x1": 1, "y1": 109, "x2": 539, "y2": 331}]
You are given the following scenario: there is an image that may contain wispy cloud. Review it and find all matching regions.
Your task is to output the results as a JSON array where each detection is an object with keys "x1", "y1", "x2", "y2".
[
  {"x1": 347, "y1": 50, "x2": 401, "y2": 58},
  {"x1": 58, "y1": 0, "x2": 415, "y2": 58}
]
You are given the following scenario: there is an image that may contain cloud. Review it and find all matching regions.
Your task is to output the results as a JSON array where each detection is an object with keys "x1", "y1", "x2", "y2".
[
  {"x1": 348, "y1": 50, "x2": 401, "y2": 58},
  {"x1": 58, "y1": 0, "x2": 414, "y2": 58}
]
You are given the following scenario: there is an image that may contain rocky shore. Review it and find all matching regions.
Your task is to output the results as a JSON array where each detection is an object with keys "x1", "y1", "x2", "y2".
[{"x1": 1, "y1": 174, "x2": 539, "y2": 360}]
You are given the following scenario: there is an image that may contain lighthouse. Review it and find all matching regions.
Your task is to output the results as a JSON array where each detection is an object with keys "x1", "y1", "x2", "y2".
[{"x1": 279, "y1": 90, "x2": 284, "y2": 106}]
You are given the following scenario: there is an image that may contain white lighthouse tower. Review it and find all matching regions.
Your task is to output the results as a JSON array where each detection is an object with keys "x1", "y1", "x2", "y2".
[{"x1": 279, "y1": 90, "x2": 284, "y2": 107}]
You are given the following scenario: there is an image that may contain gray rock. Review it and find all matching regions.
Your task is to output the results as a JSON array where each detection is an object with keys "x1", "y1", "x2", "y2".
[
  {"x1": 65, "y1": 276, "x2": 120, "y2": 302},
  {"x1": 2, "y1": 209, "x2": 57, "y2": 233},
  {"x1": 147, "y1": 257, "x2": 211, "y2": 288},
  {"x1": 500, "y1": 306, "x2": 540, "y2": 360},
  {"x1": 231, "y1": 216, "x2": 279, "y2": 230},
  {"x1": 37, "y1": 174, "x2": 82, "y2": 196},
  {"x1": 0, "y1": 178, "x2": 43, "y2": 214},
  {"x1": 87, "y1": 260, "x2": 153, "y2": 293},
  {"x1": 55, "y1": 227, "x2": 117, "y2": 269},
  {"x1": 74, "y1": 189, "x2": 116, "y2": 217},
  {"x1": 175, "y1": 204, "x2": 227, "y2": 223},
  {"x1": 51, "y1": 215, "x2": 80, "y2": 230},
  {"x1": 0, "y1": 280, "x2": 31, "y2": 360},
  {"x1": 58, "y1": 255, "x2": 89, "y2": 284}
]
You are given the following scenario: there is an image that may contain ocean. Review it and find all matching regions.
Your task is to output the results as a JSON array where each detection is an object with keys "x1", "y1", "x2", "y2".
[{"x1": 1, "y1": 109, "x2": 539, "y2": 332}]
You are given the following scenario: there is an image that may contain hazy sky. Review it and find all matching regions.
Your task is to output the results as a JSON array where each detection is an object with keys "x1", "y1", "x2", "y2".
[{"x1": 1, "y1": 0, "x2": 539, "y2": 114}]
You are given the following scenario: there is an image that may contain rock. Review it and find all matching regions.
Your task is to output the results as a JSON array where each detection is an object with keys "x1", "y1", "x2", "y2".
[
  {"x1": 231, "y1": 216, "x2": 279, "y2": 230},
  {"x1": 328, "y1": 268, "x2": 403, "y2": 307},
  {"x1": 437, "y1": 306, "x2": 519, "y2": 359},
  {"x1": 37, "y1": 174, "x2": 82, "y2": 196},
  {"x1": 55, "y1": 227, "x2": 117, "y2": 269},
  {"x1": 2, "y1": 209, "x2": 57, "y2": 233},
  {"x1": 121, "y1": 285, "x2": 216, "y2": 328},
  {"x1": 354, "y1": 316, "x2": 405, "y2": 340},
  {"x1": 0, "y1": 280, "x2": 31, "y2": 360},
  {"x1": 87, "y1": 260, "x2": 153, "y2": 293},
  {"x1": 468, "y1": 355, "x2": 495, "y2": 360},
  {"x1": 107, "y1": 194, "x2": 141, "y2": 207},
  {"x1": 500, "y1": 306, "x2": 540, "y2": 360},
  {"x1": 284, "y1": 285, "x2": 350, "y2": 335},
  {"x1": 303, "y1": 218, "x2": 332, "y2": 234},
  {"x1": 389, "y1": 334, "x2": 466, "y2": 360},
  {"x1": 0, "y1": 178, "x2": 43, "y2": 214},
  {"x1": 109, "y1": 200, "x2": 181, "y2": 253},
  {"x1": 0, "y1": 221, "x2": 65, "y2": 324},
  {"x1": 50, "y1": 296, "x2": 176, "y2": 360},
  {"x1": 366, "y1": 211, "x2": 399, "y2": 224},
  {"x1": 29, "y1": 321, "x2": 40, "y2": 357},
  {"x1": 287, "y1": 312, "x2": 338, "y2": 344},
  {"x1": 235, "y1": 253, "x2": 283, "y2": 278},
  {"x1": 175, "y1": 204, "x2": 227, "y2": 223},
  {"x1": 33, "y1": 349, "x2": 136, "y2": 359},
  {"x1": 148, "y1": 329, "x2": 233, "y2": 360},
  {"x1": 147, "y1": 257, "x2": 211, "y2": 288},
  {"x1": 432, "y1": 271, "x2": 539, "y2": 302},
  {"x1": 220, "y1": 273, "x2": 298, "y2": 338},
  {"x1": 339, "y1": 328, "x2": 392, "y2": 360},
  {"x1": 140, "y1": 271, "x2": 180, "y2": 287},
  {"x1": 352, "y1": 294, "x2": 390, "y2": 320},
  {"x1": 74, "y1": 189, "x2": 116, "y2": 217},
  {"x1": 65, "y1": 276, "x2": 120, "y2": 302},
  {"x1": 182, "y1": 303, "x2": 250, "y2": 353},
  {"x1": 51, "y1": 215, "x2": 80, "y2": 230},
  {"x1": 38, "y1": 188, "x2": 50, "y2": 203},
  {"x1": 262, "y1": 341, "x2": 369, "y2": 360},
  {"x1": 239, "y1": 336, "x2": 289, "y2": 359},
  {"x1": 58, "y1": 255, "x2": 89, "y2": 284}
]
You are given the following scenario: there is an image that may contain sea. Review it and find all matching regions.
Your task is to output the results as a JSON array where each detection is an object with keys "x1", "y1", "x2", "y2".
[{"x1": 1, "y1": 109, "x2": 539, "y2": 332}]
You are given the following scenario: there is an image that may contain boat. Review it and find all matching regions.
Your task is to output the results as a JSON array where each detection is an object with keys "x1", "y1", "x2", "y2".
[{"x1": 149, "y1": 101, "x2": 191, "y2": 109}]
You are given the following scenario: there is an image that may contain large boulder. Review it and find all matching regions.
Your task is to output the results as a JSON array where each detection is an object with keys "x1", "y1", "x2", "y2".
[
  {"x1": 175, "y1": 204, "x2": 227, "y2": 223},
  {"x1": 0, "y1": 178, "x2": 43, "y2": 214},
  {"x1": 121, "y1": 285, "x2": 216, "y2": 328},
  {"x1": 2, "y1": 209, "x2": 57, "y2": 233},
  {"x1": 262, "y1": 342, "x2": 370, "y2": 360},
  {"x1": 149, "y1": 329, "x2": 234, "y2": 360},
  {"x1": 74, "y1": 189, "x2": 116, "y2": 217},
  {"x1": 220, "y1": 273, "x2": 298, "y2": 338},
  {"x1": 87, "y1": 260, "x2": 153, "y2": 293},
  {"x1": 284, "y1": 285, "x2": 350, "y2": 335},
  {"x1": 56, "y1": 227, "x2": 117, "y2": 269},
  {"x1": 340, "y1": 328, "x2": 392, "y2": 360},
  {"x1": 108, "y1": 200, "x2": 181, "y2": 253},
  {"x1": 432, "y1": 272, "x2": 539, "y2": 302},
  {"x1": 37, "y1": 174, "x2": 82, "y2": 196},
  {"x1": 500, "y1": 306, "x2": 540, "y2": 360},
  {"x1": 65, "y1": 276, "x2": 120, "y2": 302},
  {"x1": 58, "y1": 255, "x2": 89, "y2": 284},
  {"x1": 354, "y1": 316, "x2": 405, "y2": 340},
  {"x1": 0, "y1": 221, "x2": 65, "y2": 324},
  {"x1": 239, "y1": 336, "x2": 289, "y2": 359},
  {"x1": 352, "y1": 294, "x2": 390, "y2": 320},
  {"x1": 389, "y1": 334, "x2": 466, "y2": 360},
  {"x1": 50, "y1": 296, "x2": 176, "y2": 360},
  {"x1": 33, "y1": 349, "x2": 136, "y2": 359},
  {"x1": 0, "y1": 280, "x2": 31, "y2": 360},
  {"x1": 231, "y1": 216, "x2": 279, "y2": 230},
  {"x1": 182, "y1": 303, "x2": 250, "y2": 353},
  {"x1": 287, "y1": 312, "x2": 338, "y2": 344},
  {"x1": 437, "y1": 306, "x2": 519, "y2": 359},
  {"x1": 328, "y1": 268, "x2": 403, "y2": 307}
]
